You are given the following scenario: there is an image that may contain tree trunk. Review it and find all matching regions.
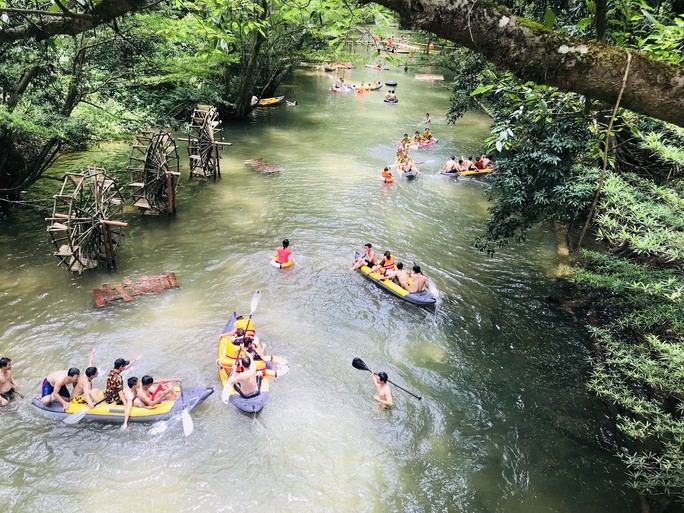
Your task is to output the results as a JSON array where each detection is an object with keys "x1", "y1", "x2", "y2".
[{"x1": 358, "y1": 0, "x2": 684, "y2": 127}]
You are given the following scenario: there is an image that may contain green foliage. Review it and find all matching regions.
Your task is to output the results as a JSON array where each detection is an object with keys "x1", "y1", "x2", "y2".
[
  {"x1": 574, "y1": 250, "x2": 684, "y2": 497},
  {"x1": 463, "y1": 77, "x2": 600, "y2": 251},
  {"x1": 594, "y1": 172, "x2": 684, "y2": 262}
]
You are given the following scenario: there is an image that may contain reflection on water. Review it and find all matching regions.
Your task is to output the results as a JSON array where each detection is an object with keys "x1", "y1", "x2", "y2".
[{"x1": 0, "y1": 66, "x2": 633, "y2": 512}]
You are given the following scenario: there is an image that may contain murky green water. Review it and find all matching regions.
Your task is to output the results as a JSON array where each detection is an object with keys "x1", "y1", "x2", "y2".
[{"x1": 0, "y1": 66, "x2": 633, "y2": 512}]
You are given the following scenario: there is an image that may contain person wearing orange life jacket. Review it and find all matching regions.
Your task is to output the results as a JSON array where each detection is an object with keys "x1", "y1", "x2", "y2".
[
  {"x1": 275, "y1": 238, "x2": 294, "y2": 265},
  {"x1": 370, "y1": 251, "x2": 396, "y2": 276},
  {"x1": 381, "y1": 166, "x2": 394, "y2": 183},
  {"x1": 217, "y1": 333, "x2": 245, "y2": 369},
  {"x1": 225, "y1": 317, "x2": 256, "y2": 341}
]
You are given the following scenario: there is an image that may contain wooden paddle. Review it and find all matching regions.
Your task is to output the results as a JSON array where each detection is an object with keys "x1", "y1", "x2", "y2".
[
  {"x1": 221, "y1": 290, "x2": 261, "y2": 404},
  {"x1": 352, "y1": 357, "x2": 422, "y2": 400}
]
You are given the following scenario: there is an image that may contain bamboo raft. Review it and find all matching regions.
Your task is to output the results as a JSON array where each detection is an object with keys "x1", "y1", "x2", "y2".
[{"x1": 93, "y1": 272, "x2": 179, "y2": 308}]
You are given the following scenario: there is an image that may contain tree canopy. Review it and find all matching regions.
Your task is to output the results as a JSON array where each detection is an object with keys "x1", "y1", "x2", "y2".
[{"x1": 359, "y1": 0, "x2": 684, "y2": 127}]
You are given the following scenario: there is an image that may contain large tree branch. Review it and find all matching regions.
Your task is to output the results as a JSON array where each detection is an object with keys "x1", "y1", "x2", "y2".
[
  {"x1": 0, "y1": 0, "x2": 151, "y2": 44},
  {"x1": 358, "y1": 0, "x2": 684, "y2": 127}
]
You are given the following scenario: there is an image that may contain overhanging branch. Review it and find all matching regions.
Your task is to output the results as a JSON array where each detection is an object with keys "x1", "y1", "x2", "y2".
[
  {"x1": 359, "y1": 0, "x2": 684, "y2": 127},
  {"x1": 0, "y1": 0, "x2": 151, "y2": 44}
]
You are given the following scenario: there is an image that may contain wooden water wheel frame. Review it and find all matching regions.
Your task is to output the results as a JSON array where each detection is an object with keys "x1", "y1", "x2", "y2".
[
  {"x1": 128, "y1": 129, "x2": 180, "y2": 215},
  {"x1": 46, "y1": 166, "x2": 127, "y2": 273},
  {"x1": 184, "y1": 105, "x2": 229, "y2": 181}
]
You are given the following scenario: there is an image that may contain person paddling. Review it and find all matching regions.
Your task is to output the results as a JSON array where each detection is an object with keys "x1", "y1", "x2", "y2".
[
  {"x1": 274, "y1": 238, "x2": 294, "y2": 266},
  {"x1": 372, "y1": 370, "x2": 393, "y2": 408},
  {"x1": 0, "y1": 357, "x2": 19, "y2": 406}
]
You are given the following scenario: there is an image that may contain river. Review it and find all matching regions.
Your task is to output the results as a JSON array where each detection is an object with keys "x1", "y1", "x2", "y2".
[{"x1": 0, "y1": 66, "x2": 634, "y2": 512}]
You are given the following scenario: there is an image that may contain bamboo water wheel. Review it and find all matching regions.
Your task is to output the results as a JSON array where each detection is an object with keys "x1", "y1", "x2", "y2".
[
  {"x1": 184, "y1": 105, "x2": 230, "y2": 181},
  {"x1": 128, "y1": 129, "x2": 180, "y2": 215},
  {"x1": 46, "y1": 166, "x2": 127, "y2": 273}
]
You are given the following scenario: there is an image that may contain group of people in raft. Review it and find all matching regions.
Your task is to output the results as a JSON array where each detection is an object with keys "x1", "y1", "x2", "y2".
[
  {"x1": 0, "y1": 239, "x2": 400, "y2": 417},
  {"x1": 441, "y1": 154, "x2": 493, "y2": 174},
  {"x1": 216, "y1": 314, "x2": 289, "y2": 398},
  {"x1": 350, "y1": 243, "x2": 431, "y2": 295},
  {"x1": 333, "y1": 77, "x2": 382, "y2": 93},
  {"x1": 381, "y1": 128, "x2": 435, "y2": 182},
  {"x1": 32, "y1": 349, "x2": 180, "y2": 429}
]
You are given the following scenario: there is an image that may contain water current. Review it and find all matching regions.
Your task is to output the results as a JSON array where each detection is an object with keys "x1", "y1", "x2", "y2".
[{"x1": 0, "y1": 66, "x2": 634, "y2": 512}]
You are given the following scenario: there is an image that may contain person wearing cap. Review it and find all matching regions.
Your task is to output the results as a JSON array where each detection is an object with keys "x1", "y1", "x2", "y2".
[
  {"x1": 104, "y1": 355, "x2": 141, "y2": 405},
  {"x1": 351, "y1": 243, "x2": 378, "y2": 271},
  {"x1": 372, "y1": 370, "x2": 393, "y2": 408},
  {"x1": 409, "y1": 265, "x2": 430, "y2": 293}
]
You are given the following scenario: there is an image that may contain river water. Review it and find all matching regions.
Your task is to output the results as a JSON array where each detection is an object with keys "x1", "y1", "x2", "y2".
[{"x1": 0, "y1": 67, "x2": 633, "y2": 512}]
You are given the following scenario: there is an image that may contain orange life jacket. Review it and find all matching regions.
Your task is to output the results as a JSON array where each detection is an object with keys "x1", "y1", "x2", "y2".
[
  {"x1": 381, "y1": 254, "x2": 396, "y2": 272},
  {"x1": 235, "y1": 318, "x2": 256, "y2": 338}
]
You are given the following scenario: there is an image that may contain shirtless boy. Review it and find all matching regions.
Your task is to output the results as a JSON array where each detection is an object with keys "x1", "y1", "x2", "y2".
[
  {"x1": 351, "y1": 243, "x2": 379, "y2": 271},
  {"x1": 40, "y1": 368, "x2": 80, "y2": 410},
  {"x1": 136, "y1": 375, "x2": 181, "y2": 407},
  {"x1": 0, "y1": 357, "x2": 18, "y2": 406},
  {"x1": 229, "y1": 354, "x2": 259, "y2": 396},
  {"x1": 409, "y1": 265, "x2": 430, "y2": 293},
  {"x1": 372, "y1": 371, "x2": 393, "y2": 408},
  {"x1": 71, "y1": 348, "x2": 102, "y2": 409},
  {"x1": 382, "y1": 262, "x2": 411, "y2": 291}
]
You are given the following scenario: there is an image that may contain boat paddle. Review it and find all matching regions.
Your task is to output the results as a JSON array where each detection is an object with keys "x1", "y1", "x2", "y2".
[
  {"x1": 222, "y1": 290, "x2": 261, "y2": 404},
  {"x1": 351, "y1": 357, "x2": 422, "y2": 400},
  {"x1": 63, "y1": 398, "x2": 107, "y2": 425},
  {"x1": 387, "y1": 159, "x2": 434, "y2": 170},
  {"x1": 179, "y1": 384, "x2": 194, "y2": 436}
]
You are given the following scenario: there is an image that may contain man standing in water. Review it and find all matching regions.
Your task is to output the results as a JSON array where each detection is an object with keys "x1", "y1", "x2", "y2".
[
  {"x1": 0, "y1": 357, "x2": 18, "y2": 406},
  {"x1": 372, "y1": 370, "x2": 393, "y2": 408}
]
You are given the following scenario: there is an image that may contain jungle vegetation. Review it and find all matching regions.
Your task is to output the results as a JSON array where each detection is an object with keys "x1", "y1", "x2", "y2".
[
  {"x1": 383, "y1": 0, "x2": 683, "y2": 510},
  {"x1": 2, "y1": 1, "x2": 684, "y2": 511}
]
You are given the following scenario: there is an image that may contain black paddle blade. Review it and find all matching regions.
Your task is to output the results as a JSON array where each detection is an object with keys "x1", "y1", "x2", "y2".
[{"x1": 352, "y1": 357, "x2": 370, "y2": 371}]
